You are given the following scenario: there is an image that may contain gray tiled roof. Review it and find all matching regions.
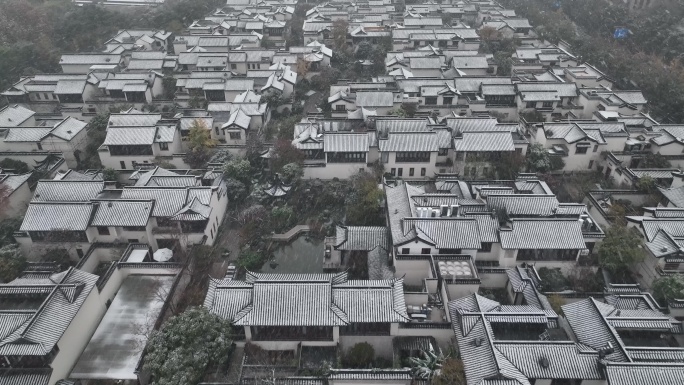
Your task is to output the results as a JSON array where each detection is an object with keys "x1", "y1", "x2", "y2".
[
  {"x1": 487, "y1": 194, "x2": 559, "y2": 216},
  {"x1": 0, "y1": 268, "x2": 97, "y2": 357},
  {"x1": 495, "y1": 342, "x2": 601, "y2": 379},
  {"x1": 562, "y1": 298, "x2": 630, "y2": 362},
  {"x1": 404, "y1": 218, "x2": 482, "y2": 249},
  {"x1": 453, "y1": 132, "x2": 515, "y2": 152},
  {"x1": 324, "y1": 133, "x2": 369, "y2": 152},
  {"x1": 206, "y1": 273, "x2": 408, "y2": 326},
  {"x1": 335, "y1": 226, "x2": 389, "y2": 251},
  {"x1": 120, "y1": 188, "x2": 188, "y2": 217},
  {"x1": 0, "y1": 105, "x2": 35, "y2": 127},
  {"x1": 91, "y1": 201, "x2": 153, "y2": 227},
  {"x1": 445, "y1": 118, "x2": 498, "y2": 133},
  {"x1": 499, "y1": 219, "x2": 586, "y2": 250},
  {"x1": 32, "y1": 181, "x2": 104, "y2": 202},
  {"x1": 20, "y1": 203, "x2": 93, "y2": 231},
  {"x1": 108, "y1": 113, "x2": 161, "y2": 127},
  {"x1": 604, "y1": 362, "x2": 684, "y2": 385},
  {"x1": 378, "y1": 132, "x2": 439, "y2": 152},
  {"x1": 355, "y1": 91, "x2": 395, "y2": 107},
  {"x1": 0, "y1": 369, "x2": 51, "y2": 385},
  {"x1": 103, "y1": 127, "x2": 157, "y2": 145}
]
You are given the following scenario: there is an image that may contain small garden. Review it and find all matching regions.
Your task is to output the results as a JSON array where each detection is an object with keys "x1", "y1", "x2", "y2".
[{"x1": 210, "y1": 137, "x2": 386, "y2": 273}]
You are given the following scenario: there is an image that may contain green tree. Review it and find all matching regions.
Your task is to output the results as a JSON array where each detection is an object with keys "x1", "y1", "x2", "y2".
[
  {"x1": 597, "y1": 226, "x2": 645, "y2": 275},
  {"x1": 143, "y1": 307, "x2": 234, "y2": 385},
  {"x1": 432, "y1": 358, "x2": 466, "y2": 385},
  {"x1": 526, "y1": 143, "x2": 551, "y2": 173},
  {"x1": 0, "y1": 159, "x2": 29, "y2": 174},
  {"x1": 652, "y1": 275, "x2": 684, "y2": 306},
  {"x1": 187, "y1": 119, "x2": 217, "y2": 151},
  {"x1": 0, "y1": 217, "x2": 22, "y2": 247},
  {"x1": 547, "y1": 294, "x2": 566, "y2": 316},
  {"x1": 223, "y1": 159, "x2": 252, "y2": 183},
  {"x1": 162, "y1": 76, "x2": 177, "y2": 100},
  {"x1": 345, "y1": 172, "x2": 383, "y2": 226},
  {"x1": 537, "y1": 267, "x2": 569, "y2": 292},
  {"x1": 344, "y1": 342, "x2": 375, "y2": 368},
  {"x1": 224, "y1": 178, "x2": 248, "y2": 202},
  {"x1": 271, "y1": 139, "x2": 305, "y2": 172},
  {"x1": 102, "y1": 168, "x2": 119, "y2": 182},
  {"x1": 332, "y1": 19, "x2": 350, "y2": 53},
  {"x1": 280, "y1": 162, "x2": 303, "y2": 183},
  {"x1": 640, "y1": 153, "x2": 672, "y2": 168},
  {"x1": 235, "y1": 249, "x2": 265, "y2": 270},
  {"x1": 185, "y1": 120, "x2": 217, "y2": 168},
  {"x1": 410, "y1": 346, "x2": 447, "y2": 381},
  {"x1": 0, "y1": 244, "x2": 26, "y2": 283},
  {"x1": 271, "y1": 205, "x2": 294, "y2": 231}
]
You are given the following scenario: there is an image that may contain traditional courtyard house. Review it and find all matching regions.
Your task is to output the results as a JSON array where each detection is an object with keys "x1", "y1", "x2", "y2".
[
  {"x1": 578, "y1": 87, "x2": 648, "y2": 119},
  {"x1": 59, "y1": 54, "x2": 124, "y2": 74},
  {"x1": 205, "y1": 272, "x2": 410, "y2": 358},
  {"x1": 515, "y1": 82, "x2": 580, "y2": 122},
  {"x1": 447, "y1": 117, "x2": 528, "y2": 178},
  {"x1": 95, "y1": 71, "x2": 164, "y2": 106},
  {"x1": 104, "y1": 30, "x2": 173, "y2": 54},
  {"x1": 0, "y1": 117, "x2": 89, "y2": 169},
  {"x1": 15, "y1": 170, "x2": 227, "y2": 258},
  {"x1": 625, "y1": 207, "x2": 684, "y2": 288},
  {"x1": 0, "y1": 268, "x2": 103, "y2": 385},
  {"x1": 481, "y1": 17, "x2": 533, "y2": 38},
  {"x1": 529, "y1": 121, "x2": 630, "y2": 171},
  {"x1": 384, "y1": 176, "x2": 604, "y2": 288},
  {"x1": 645, "y1": 125, "x2": 684, "y2": 169}
]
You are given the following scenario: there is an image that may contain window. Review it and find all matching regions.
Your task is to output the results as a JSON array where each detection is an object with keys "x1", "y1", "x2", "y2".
[
  {"x1": 409, "y1": 168, "x2": 415, "y2": 177},
  {"x1": 443, "y1": 97, "x2": 453, "y2": 105},
  {"x1": 159, "y1": 142, "x2": 168, "y2": 150},
  {"x1": 128, "y1": 239, "x2": 139, "y2": 243},
  {"x1": 542, "y1": 101, "x2": 554, "y2": 108},
  {"x1": 470, "y1": 167, "x2": 476, "y2": 176},
  {"x1": 397, "y1": 168, "x2": 403, "y2": 176},
  {"x1": 215, "y1": 127, "x2": 219, "y2": 135},
  {"x1": 76, "y1": 248, "x2": 84, "y2": 258},
  {"x1": 97, "y1": 226, "x2": 110, "y2": 235},
  {"x1": 37, "y1": 143, "x2": 42, "y2": 150},
  {"x1": 402, "y1": 248, "x2": 410, "y2": 254},
  {"x1": 664, "y1": 262, "x2": 680, "y2": 271},
  {"x1": 593, "y1": 144, "x2": 599, "y2": 153},
  {"x1": 588, "y1": 160, "x2": 594, "y2": 169},
  {"x1": 526, "y1": 101, "x2": 535, "y2": 108},
  {"x1": 479, "y1": 243, "x2": 492, "y2": 252},
  {"x1": 575, "y1": 146, "x2": 588, "y2": 154},
  {"x1": 44, "y1": 93, "x2": 49, "y2": 100},
  {"x1": 36, "y1": 93, "x2": 41, "y2": 100},
  {"x1": 229, "y1": 132, "x2": 241, "y2": 140},
  {"x1": 482, "y1": 167, "x2": 489, "y2": 176},
  {"x1": 391, "y1": 168, "x2": 396, "y2": 176},
  {"x1": 421, "y1": 248, "x2": 431, "y2": 255},
  {"x1": 424, "y1": 97, "x2": 437, "y2": 105},
  {"x1": 336, "y1": 105, "x2": 346, "y2": 111},
  {"x1": 438, "y1": 148, "x2": 448, "y2": 156},
  {"x1": 421, "y1": 168, "x2": 426, "y2": 176},
  {"x1": 231, "y1": 63, "x2": 237, "y2": 69},
  {"x1": 396, "y1": 151, "x2": 431, "y2": 163},
  {"x1": 120, "y1": 161, "x2": 126, "y2": 169}
]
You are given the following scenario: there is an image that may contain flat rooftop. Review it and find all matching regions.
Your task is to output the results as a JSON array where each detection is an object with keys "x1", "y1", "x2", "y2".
[{"x1": 70, "y1": 274, "x2": 176, "y2": 380}]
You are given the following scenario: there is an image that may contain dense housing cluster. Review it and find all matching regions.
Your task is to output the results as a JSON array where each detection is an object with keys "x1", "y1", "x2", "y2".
[{"x1": 1, "y1": 0, "x2": 684, "y2": 385}]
